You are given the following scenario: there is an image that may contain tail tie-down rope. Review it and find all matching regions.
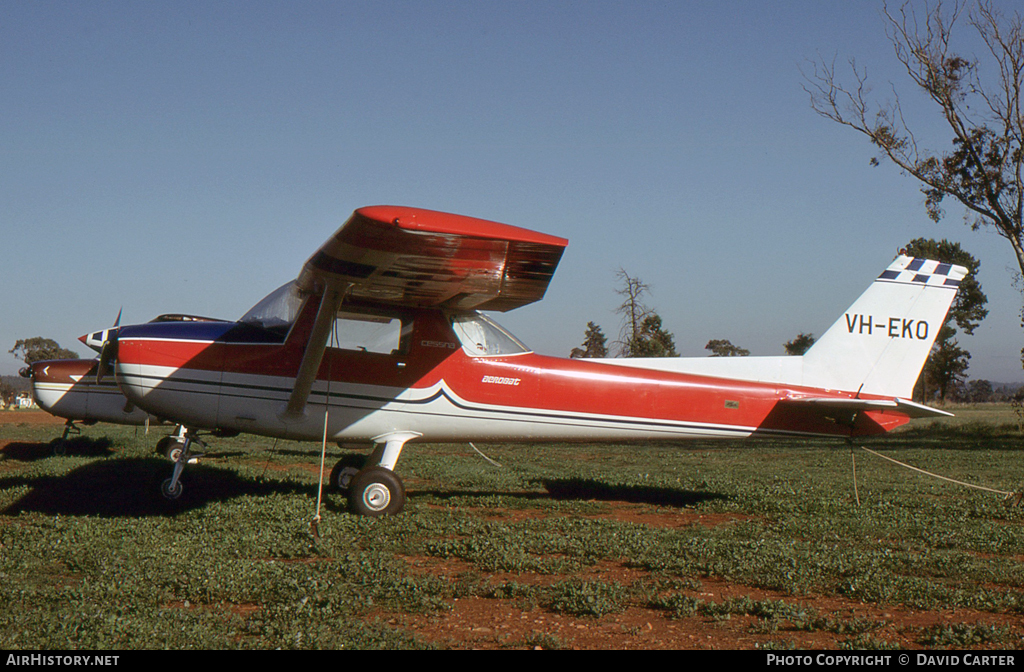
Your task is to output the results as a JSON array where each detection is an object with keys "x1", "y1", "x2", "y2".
[{"x1": 851, "y1": 445, "x2": 1023, "y2": 507}]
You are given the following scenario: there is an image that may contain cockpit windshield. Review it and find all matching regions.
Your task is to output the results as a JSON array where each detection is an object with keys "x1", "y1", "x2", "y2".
[
  {"x1": 450, "y1": 312, "x2": 531, "y2": 356},
  {"x1": 240, "y1": 281, "x2": 305, "y2": 335}
]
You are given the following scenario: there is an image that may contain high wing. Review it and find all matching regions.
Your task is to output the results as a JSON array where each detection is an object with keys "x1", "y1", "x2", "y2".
[
  {"x1": 297, "y1": 205, "x2": 568, "y2": 311},
  {"x1": 283, "y1": 206, "x2": 569, "y2": 420}
]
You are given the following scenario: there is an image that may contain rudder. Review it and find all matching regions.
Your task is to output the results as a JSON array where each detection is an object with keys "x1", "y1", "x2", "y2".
[{"x1": 801, "y1": 256, "x2": 966, "y2": 399}]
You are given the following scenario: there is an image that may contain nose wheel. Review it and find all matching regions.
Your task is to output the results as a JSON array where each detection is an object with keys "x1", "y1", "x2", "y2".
[
  {"x1": 159, "y1": 429, "x2": 204, "y2": 501},
  {"x1": 51, "y1": 420, "x2": 81, "y2": 456},
  {"x1": 160, "y1": 476, "x2": 183, "y2": 500},
  {"x1": 328, "y1": 454, "x2": 367, "y2": 492}
]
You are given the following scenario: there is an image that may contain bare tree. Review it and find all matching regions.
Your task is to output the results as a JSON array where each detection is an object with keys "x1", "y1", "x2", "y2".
[
  {"x1": 804, "y1": 1, "x2": 1024, "y2": 278},
  {"x1": 614, "y1": 269, "x2": 652, "y2": 355},
  {"x1": 613, "y1": 269, "x2": 677, "y2": 357}
]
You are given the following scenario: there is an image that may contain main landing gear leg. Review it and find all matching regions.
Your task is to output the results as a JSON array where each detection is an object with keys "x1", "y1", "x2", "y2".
[
  {"x1": 341, "y1": 431, "x2": 421, "y2": 517},
  {"x1": 160, "y1": 430, "x2": 205, "y2": 500}
]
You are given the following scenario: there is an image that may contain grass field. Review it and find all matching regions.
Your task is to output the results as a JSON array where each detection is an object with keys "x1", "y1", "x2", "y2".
[{"x1": 1, "y1": 406, "x2": 1023, "y2": 649}]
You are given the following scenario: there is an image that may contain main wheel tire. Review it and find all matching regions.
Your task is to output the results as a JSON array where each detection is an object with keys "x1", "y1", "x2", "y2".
[
  {"x1": 155, "y1": 436, "x2": 181, "y2": 461},
  {"x1": 329, "y1": 454, "x2": 367, "y2": 492},
  {"x1": 347, "y1": 466, "x2": 405, "y2": 517}
]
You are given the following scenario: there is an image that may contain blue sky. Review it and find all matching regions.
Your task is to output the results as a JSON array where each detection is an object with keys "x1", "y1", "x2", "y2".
[{"x1": 4, "y1": 0, "x2": 1024, "y2": 383}]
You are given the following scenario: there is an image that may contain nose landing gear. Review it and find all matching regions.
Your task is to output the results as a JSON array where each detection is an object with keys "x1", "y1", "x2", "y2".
[{"x1": 158, "y1": 428, "x2": 204, "y2": 501}]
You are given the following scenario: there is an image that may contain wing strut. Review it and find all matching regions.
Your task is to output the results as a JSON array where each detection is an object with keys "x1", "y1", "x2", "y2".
[{"x1": 280, "y1": 284, "x2": 348, "y2": 422}]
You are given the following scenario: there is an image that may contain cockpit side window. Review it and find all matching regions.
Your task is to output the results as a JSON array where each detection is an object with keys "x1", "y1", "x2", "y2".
[{"x1": 450, "y1": 312, "x2": 530, "y2": 356}]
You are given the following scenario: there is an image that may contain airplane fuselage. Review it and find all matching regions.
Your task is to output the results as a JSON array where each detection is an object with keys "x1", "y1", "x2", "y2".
[
  {"x1": 114, "y1": 299, "x2": 909, "y2": 446},
  {"x1": 29, "y1": 358, "x2": 155, "y2": 426}
]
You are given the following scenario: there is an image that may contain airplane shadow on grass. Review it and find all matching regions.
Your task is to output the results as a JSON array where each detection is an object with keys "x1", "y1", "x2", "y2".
[
  {"x1": 1, "y1": 437, "x2": 115, "y2": 461},
  {"x1": 415, "y1": 478, "x2": 729, "y2": 509},
  {"x1": 0, "y1": 456, "x2": 315, "y2": 518},
  {"x1": 540, "y1": 478, "x2": 729, "y2": 508},
  {"x1": 1, "y1": 443, "x2": 727, "y2": 517}
]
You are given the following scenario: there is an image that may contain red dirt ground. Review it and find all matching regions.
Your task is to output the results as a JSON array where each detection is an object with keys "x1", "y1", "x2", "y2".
[
  {"x1": 0, "y1": 410, "x2": 67, "y2": 425},
  {"x1": 375, "y1": 512, "x2": 1023, "y2": 650}
]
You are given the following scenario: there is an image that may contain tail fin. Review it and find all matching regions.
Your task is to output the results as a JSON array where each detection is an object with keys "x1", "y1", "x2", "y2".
[{"x1": 801, "y1": 256, "x2": 966, "y2": 399}]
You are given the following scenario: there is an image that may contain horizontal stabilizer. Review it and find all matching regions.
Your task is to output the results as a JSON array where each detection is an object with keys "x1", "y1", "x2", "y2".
[{"x1": 789, "y1": 396, "x2": 954, "y2": 419}]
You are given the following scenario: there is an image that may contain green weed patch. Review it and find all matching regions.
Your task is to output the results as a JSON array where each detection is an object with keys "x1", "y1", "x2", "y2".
[{"x1": 2, "y1": 416, "x2": 1024, "y2": 648}]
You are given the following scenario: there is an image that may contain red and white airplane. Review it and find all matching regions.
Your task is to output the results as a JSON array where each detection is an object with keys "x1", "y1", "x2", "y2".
[
  {"x1": 25, "y1": 357, "x2": 154, "y2": 437},
  {"x1": 58, "y1": 205, "x2": 967, "y2": 515},
  {"x1": 24, "y1": 317, "x2": 205, "y2": 454},
  {"x1": 24, "y1": 313, "x2": 159, "y2": 448}
]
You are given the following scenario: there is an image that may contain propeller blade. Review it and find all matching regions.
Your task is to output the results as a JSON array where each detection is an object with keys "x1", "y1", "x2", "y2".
[
  {"x1": 95, "y1": 308, "x2": 124, "y2": 383},
  {"x1": 96, "y1": 334, "x2": 118, "y2": 384}
]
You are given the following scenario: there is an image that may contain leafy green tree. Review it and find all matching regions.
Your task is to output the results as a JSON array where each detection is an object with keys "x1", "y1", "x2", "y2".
[
  {"x1": 10, "y1": 338, "x2": 79, "y2": 366},
  {"x1": 967, "y1": 378, "x2": 994, "y2": 403},
  {"x1": 625, "y1": 314, "x2": 678, "y2": 357},
  {"x1": 784, "y1": 333, "x2": 816, "y2": 356},
  {"x1": 922, "y1": 338, "x2": 972, "y2": 402},
  {"x1": 705, "y1": 339, "x2": 750, "y2": 357},
  {"x1": 905, "y1": 238, "x2": 988, "y2": 335},
  {"x1": 903, "y1": 239, "x2": 988, "y2": 402},
  {"x1": 570, "y1": 322, "x2": 609, "y2": 358}
]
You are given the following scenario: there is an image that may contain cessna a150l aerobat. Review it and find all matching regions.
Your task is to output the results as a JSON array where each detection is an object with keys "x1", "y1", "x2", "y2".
[{"x1": 39, "y1": 206, "x2": 966, "y2": 516}]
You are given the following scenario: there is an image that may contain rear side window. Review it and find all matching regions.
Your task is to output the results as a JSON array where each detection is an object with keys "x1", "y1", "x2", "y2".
[{"x1": 450, "y1": 312, "x2": 530, "y2": 356}]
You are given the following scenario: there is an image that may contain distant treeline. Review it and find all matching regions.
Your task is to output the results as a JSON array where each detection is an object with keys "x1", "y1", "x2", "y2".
[
  {"x1": 947, "y1": 380, "x2": 1024, "y2": 404},
  {"x1": 1, "y1": 376, "x2": 30, "y2": 392}
]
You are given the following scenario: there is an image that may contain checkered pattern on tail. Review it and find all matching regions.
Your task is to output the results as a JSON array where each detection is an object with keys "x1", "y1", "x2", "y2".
[{"x1": 876, "y1": 256, "x2": 966, "y2": 288}]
